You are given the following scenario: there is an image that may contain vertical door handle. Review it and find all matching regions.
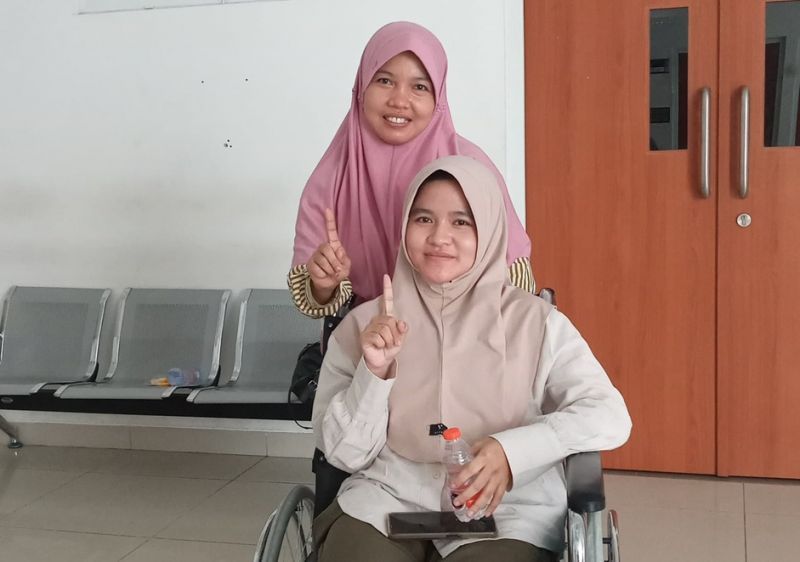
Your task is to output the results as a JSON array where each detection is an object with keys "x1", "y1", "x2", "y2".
[
  {"x1": 700, "y1": 87, "x2": 711, "y2": 198},
  {"x1": 739, "y1": 86, "x2": 750, "y2": 199}
]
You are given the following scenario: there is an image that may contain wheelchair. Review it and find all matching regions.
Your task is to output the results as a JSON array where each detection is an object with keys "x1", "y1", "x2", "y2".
[
  {"x1": 253, "y1": 449, "x2": 619, "y2": 562},
  {"x1": 254, "y1": 289, "x2": 621, "y2": 562}
]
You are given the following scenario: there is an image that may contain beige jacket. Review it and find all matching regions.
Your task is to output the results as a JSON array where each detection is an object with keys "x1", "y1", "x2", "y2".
[{"x1": 312, "y1": 308, "x2": 631, "y2": 556}]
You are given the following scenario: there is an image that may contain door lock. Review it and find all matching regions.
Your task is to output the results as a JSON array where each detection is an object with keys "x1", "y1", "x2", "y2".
[{"x1": 736, "y1": 213, "x2": 752, "y2": 228}]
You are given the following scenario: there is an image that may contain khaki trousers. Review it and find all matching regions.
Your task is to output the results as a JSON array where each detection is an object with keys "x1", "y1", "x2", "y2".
[{"x1": 314, "y1": 501, "x2": 558, "y2": 562}]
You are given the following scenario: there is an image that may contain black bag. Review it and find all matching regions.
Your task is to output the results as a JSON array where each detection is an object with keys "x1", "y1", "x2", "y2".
[
  {"x1": 289, "y1": 342, "x2": 323, "y2": 405},
  {"x1": 288, "y1": 310, "x2": 349, "y2": 406}
]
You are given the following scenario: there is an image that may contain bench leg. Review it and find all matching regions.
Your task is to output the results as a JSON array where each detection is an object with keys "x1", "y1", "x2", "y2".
[{"x1": 0, "y1": 413, "x2": 23, "y2": 449}]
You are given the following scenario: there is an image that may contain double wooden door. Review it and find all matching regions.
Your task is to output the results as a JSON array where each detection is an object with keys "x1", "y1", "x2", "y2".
[{"x1": 524, "y1": 0, "x2": 800, "y2": 478}]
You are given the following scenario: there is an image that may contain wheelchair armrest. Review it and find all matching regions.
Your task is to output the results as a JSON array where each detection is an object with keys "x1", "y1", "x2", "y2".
[
  {"x1": 565, "y1": 451, "x2": 605, "y2": 514},
  {"x1": 312, "y1": 448, "x2": 351, "y2": 518}
]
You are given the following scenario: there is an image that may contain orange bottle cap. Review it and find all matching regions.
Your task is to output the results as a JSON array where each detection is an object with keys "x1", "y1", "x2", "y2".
[{"x1": 442, "y1": 427, "x2": 461, "y2": 441}]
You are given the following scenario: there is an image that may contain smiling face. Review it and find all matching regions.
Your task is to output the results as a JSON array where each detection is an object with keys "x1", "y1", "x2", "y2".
[
  {"x1": 362, "y1": 51, "x2": 436, "y2": 145},
  {"x1": 405, "y1": 174, "x2": 478, "y2": 285}
]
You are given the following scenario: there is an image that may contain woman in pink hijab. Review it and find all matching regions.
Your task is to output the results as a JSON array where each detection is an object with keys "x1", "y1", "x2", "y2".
[{"x1": 289, "y1": 21, "x2": 533, "y2": 317}]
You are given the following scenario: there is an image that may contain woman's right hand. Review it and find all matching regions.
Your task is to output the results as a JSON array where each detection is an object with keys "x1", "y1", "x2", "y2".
[
  {"x1": 307, "y1": 208, "x2": 352, "y2": 305},
  {"x1": 360, "y1": 275, "x2": 407, "y2": 379}
]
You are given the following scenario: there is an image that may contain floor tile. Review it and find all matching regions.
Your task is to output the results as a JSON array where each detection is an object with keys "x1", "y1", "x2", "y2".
[
  {"x1": 121, "y1": 538, "x2": 254, "y2": 562},
  {"x1": 0, "y1": 467, "x2": 81, "y2": 516},
  {"x1": 236, "y1": 456, "x2": 314, "y2": 484},
  {"x1": 0, "y1": 444, "x2": 786, "y2": 562},
  {"x1": 745, "y1": 512, "x2": 798, "y2": 562},
  {"x1": 604, "y1": 471, "x2": 744, "y2": 512},
  {"x1": 1, "y1": 472, "x2": 226, "y2": 536},
  {"x1": 613, "y1": 506, "x2": 745, "y2": 562},
  {"x1": 744, "y1": 480, "x2": 800, "y2": 516},
  {"x1": 92, "y1": 449, "x2": 260, "y2": 480},
  {"x1": 0, "y1": 445, "x2": 119, "y2": 472},
  {"x1": 157, "y1": 480, "x2": 295, "y2": 545},
  {"x1": 0, "y1": 527, "x2": 144, "y2": 562}
]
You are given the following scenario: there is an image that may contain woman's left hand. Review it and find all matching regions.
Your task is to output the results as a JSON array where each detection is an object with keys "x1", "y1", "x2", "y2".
[{"x1": 451, "y1": 437, "x2": 512, "y2": 518}]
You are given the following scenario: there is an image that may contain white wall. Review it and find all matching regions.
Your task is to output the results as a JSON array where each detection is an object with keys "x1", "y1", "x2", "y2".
[{"x1": 0, "y1": 0, "x2": 525, "y2": 298}]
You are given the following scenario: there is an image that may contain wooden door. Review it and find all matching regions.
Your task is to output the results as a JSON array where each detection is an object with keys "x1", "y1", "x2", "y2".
[
  {"x1": 717, "y1": 0, "x2": 800, "y2": 478},
  {"x1": 524, "y1": 1, "x2": 719, "y2": 473}
]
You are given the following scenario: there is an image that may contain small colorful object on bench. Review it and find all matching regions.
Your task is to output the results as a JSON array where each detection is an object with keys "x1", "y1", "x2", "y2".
[{"x1": 167, "y1": 368, "x2": 200, "y2": 386}]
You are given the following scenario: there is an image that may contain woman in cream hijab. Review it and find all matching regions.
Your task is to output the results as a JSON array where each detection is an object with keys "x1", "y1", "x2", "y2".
[{"x1": 312, "y1": 155, "x2": 631, "y2": 562}]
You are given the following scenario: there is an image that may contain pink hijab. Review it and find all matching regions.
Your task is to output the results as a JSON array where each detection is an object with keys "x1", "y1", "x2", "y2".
[{"x1": 292, "y1": 21, "x2": 531, "y2": 302}]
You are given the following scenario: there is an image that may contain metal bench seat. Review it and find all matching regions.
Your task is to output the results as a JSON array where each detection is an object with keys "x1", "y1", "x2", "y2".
[
  {"x1": 188, "y1": 289, "x2": 320, "y2": 405},
  {"x1": 0, "y1": 286, "x2": 110, "y2": 395}
]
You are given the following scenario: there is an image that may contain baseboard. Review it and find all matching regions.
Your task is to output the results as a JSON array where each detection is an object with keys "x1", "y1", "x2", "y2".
[{"x1": 0, "y1": 410, "x2": 315, "y2": 457}]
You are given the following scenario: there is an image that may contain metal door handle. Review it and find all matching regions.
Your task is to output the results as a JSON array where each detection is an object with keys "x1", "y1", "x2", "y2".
[
  {"x1": 740, "y1": 86, "x2": 750, "y2": 198},
  {"x1": 700, "y1": 87, "x2": 711, "y2": 198}
]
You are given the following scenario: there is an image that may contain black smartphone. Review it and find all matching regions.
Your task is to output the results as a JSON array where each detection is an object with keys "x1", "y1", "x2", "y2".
[{"x1": 387, "y1": 511, "x2": 498, "y2": 539}]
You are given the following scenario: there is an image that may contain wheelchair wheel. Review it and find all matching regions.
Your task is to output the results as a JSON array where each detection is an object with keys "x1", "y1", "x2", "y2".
[
  {"x1": 606, "y1": 510, "x2": 620, "y2": 562},
  {"x1": 566, "y1": 510, "x2": 586, "y2": 562},
  {"x1": 254, "y1": 484, "x2": 316, "y2": 562}
]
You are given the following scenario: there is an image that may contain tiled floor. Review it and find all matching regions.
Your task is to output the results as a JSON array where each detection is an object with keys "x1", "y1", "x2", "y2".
[{"x1": 0, "y1": 446, "x2": 797, "y2": 561}]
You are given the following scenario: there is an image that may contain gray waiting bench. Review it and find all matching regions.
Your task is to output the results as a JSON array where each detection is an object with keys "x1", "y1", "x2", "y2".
[{"x1": 0, "y1": 287, "x2": 315, "y2": 446}]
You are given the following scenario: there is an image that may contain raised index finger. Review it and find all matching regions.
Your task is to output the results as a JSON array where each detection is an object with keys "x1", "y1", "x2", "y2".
[
  {"x1": 382, "y1": 274, "x2": 394, "y2": 317},
  {"x1": 324, "y1": 208, "x2": 340, "y2": 246}
]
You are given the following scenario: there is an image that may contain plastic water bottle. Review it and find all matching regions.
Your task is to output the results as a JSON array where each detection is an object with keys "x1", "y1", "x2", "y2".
[
  {"x1": 441, "y1": 427, "x2": 485, "y2": 522},
  {"x1": 167, "y1": 368, "x2": 200, "y2": 386}
]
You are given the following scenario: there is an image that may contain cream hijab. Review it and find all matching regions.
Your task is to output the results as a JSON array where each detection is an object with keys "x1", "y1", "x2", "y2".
[{"x1": 334, "y1": 155, "x2": 551, "y2": 463}]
